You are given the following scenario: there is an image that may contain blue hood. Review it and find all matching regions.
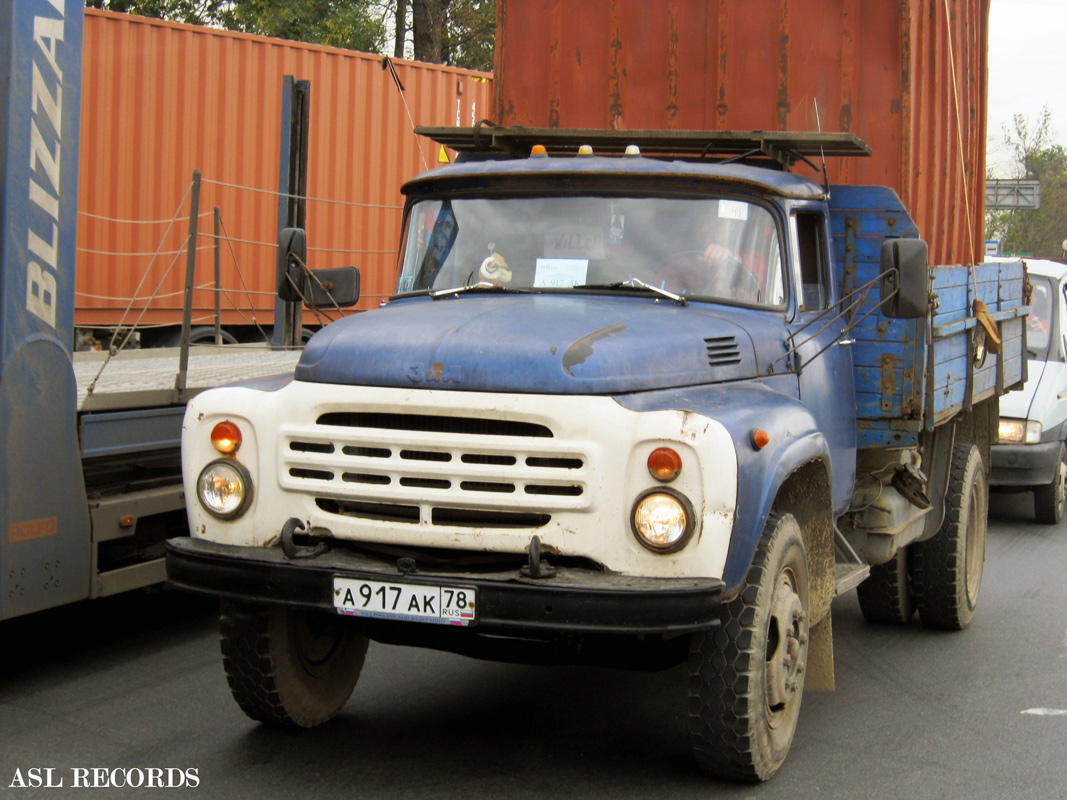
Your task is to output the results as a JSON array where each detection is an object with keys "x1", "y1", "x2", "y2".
[{"x1": 295, "y1": 294, "x2": 764, "y2": 394}]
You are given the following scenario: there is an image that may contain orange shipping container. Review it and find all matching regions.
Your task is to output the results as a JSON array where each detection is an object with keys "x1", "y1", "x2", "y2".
[
  {"x1": 493, "y1": 0, "x2": 988, "y2": 267},
  {"x1": 77, "y1": 9, "x2": 492, "y2": 340}
]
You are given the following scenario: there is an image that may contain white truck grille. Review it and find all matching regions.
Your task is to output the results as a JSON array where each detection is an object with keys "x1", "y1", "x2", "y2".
[{"x1": 279, "y1": 411, "x2": 591, "y2": 529}]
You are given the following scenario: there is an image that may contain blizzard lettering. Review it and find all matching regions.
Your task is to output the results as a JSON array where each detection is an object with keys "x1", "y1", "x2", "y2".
[{"x1": 24, "y1": 0, "x2": 66, "y2": 330}]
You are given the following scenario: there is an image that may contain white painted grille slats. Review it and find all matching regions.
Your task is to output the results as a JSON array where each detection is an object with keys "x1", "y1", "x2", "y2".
[{"x1": 279, "y1": 412, "x2": 591, "y2": 528}]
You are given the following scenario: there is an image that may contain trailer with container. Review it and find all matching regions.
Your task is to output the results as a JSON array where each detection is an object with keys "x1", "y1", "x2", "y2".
[
  {"x1": 0, "y1": 1, "x2": 345, "y2": 622},
  {"x1": 164, "y1": 0, "x2": 1025, "y2": 782},
  {"x1": 73, "y1": 9, "x2": 492, "y2": 350}
]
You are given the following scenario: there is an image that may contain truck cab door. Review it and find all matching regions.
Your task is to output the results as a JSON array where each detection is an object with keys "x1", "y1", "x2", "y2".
[{"x1": 786, "y1": 209, "x2": 857, "y2": 515}]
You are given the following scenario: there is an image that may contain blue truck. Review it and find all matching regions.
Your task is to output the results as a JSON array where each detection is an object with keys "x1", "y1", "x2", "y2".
[{"x1": 166, "y1": 126, "x2": 1026, "y2": 781}]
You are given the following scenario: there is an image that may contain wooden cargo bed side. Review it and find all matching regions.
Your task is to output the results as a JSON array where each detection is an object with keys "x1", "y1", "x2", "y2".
[
  {"x1": 829, "y1": 187, "x2": 1027, "y2": 446},
  {"x1": 829, "y1": 185, "x2": 923, "y2": 448},
  {"x1": 927, "y1": 262, "x2": 1027, "y2": 426}
]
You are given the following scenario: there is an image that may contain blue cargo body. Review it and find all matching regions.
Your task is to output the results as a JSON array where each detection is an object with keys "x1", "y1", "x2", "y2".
[{"x1": 829, "y1": 185, "x2": 1027, "y2": 448}]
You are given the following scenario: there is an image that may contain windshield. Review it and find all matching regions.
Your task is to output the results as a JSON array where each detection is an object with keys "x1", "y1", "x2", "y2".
[
  {"x1": 397, "y1": 196, "x2": 785, "y2": 306},
  {"x1": 1027, "y1": 275, "x2": 1055, "y2": 358}
]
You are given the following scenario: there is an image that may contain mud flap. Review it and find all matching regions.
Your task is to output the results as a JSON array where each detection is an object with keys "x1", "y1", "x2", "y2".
[{"x1": 805, "y1": 613, "x2": 835, "y2": 691}]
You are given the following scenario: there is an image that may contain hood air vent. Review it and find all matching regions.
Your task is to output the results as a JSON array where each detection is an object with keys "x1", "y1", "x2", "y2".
[{"x1": 705, "y1": 336, "x2": 741, "y2": 367}]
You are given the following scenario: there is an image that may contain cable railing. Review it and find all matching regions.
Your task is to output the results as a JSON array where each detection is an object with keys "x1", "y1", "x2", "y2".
[
  {"x1": 76, "y1": 170, "x2": 402, "y2": 402},
  {"x1": 75, "y1": 171, "x2": 401, "y2": 343}
]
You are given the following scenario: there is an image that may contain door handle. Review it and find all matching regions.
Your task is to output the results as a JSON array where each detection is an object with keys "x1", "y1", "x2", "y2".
[{"x1": 838, "y1": 338, "x2": 855, "y2": 346}]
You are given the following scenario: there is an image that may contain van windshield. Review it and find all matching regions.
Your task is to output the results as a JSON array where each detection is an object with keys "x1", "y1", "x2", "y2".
[
  {"x1": 396, "y1": 196, "x2": 785, "y2": 306},
  {"x1": 1027, "y1": 275, "x2": 1055, "y2": 358}
]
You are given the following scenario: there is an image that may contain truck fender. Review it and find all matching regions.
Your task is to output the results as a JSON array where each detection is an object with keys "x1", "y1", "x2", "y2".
[
  {"x1": 721, "y1": 422, "x2": 832, "y2": 594},
  {"x1": 613, "y1": 380, "x2": 835, "y2": 595}
]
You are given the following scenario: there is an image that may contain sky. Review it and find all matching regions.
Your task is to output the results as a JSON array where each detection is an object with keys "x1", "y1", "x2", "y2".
[{"x1": 986, "y1": 0, "x2": 1067, "y2": 176}]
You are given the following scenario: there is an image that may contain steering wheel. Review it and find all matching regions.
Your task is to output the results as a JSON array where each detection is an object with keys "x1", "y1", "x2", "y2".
[
  {"x1": 656, "y1": 251, "x2": 708, "y2": 295},
  {"x1": 659, "y1": 250, "x2": 761, "y2": 302}
]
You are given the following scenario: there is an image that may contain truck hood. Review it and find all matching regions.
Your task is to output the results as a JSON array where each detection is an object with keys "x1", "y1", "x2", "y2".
[{"x1": 295, "y1": 294, "x2": 763, "y2": 394}]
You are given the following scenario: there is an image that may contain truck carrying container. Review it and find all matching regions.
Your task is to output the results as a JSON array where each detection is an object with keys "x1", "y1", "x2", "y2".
[
  {"x1": 493, "y1": 0, "x2": 988, "y2": 268},
  {"x1": 165, "y1": 0, "x2": 1025, "y2": 783}
]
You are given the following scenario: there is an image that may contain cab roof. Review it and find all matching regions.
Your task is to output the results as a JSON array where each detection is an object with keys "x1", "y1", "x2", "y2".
[
  {"x1": 402, "y1": 152, "x2": 831, "y2": 200},
  {"x1": 403, "y1": 125, "x2": 868, "y2": 201}
]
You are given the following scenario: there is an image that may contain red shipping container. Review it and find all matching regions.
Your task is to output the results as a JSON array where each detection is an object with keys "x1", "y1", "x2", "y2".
[
  {"x1": 493, "y1": 0, "x2": 988, "y2": 267},
  {"x1": 77, "y1": 9, "x2": 492, "y2": 336}
]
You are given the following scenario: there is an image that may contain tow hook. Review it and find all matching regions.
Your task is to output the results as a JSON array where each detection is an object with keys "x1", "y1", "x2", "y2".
[
  {"x1": 279, "y1": 518, "x2": 329, "y2": 560},
  {"x1": 520, "y1": 535, "x2": 556, "y2": 579}
]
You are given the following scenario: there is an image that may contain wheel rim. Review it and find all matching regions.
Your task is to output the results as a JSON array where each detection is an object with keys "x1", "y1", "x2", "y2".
[
  {"x1": 964, "y1": 480, "x2": 986, "y2": 606},
  {"x1": 292, "y1": 612, "x2": 348, "y2": 677},
  {"x1": 764, "y1": 568, "x2": 807, "y2": 728}
]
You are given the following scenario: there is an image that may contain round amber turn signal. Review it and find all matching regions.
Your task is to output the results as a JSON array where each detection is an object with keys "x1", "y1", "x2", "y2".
[
  {"x1": 647, "y1": 447, "x2": 683, "y2": 482},
  {"x1": 211, "y1": 420, "x2": 242, "y2": 454},
  {"x1": 751, "y1": 429, "x2": 771, "y2": 450}
]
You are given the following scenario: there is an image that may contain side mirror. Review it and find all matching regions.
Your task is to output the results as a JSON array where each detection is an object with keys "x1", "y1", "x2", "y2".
[
  {"x1": 880, "y1": 238, "x2": 928, "y2": 319},
  {"x1": 305, "y1": 267, "x2": 360, "y2": 309},
  {"x1": 277, "y1": 228, "x2": 308, "y2": 301}
]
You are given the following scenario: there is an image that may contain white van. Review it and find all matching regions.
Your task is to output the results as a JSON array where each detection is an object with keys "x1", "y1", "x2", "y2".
[{"x1": 991, "y1": 258, "x2": 1067, "y2": 522}]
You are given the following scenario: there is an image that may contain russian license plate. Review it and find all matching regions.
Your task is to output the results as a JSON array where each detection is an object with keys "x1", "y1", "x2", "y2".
[{"x1": 333, "y1": 577, "x2": 476, "y2": 626}]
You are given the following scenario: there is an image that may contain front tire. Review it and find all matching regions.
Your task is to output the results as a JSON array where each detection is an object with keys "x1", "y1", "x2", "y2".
[
  {"x1": 688, "y1": 512, "x2": 809, "y2": 781},
  {"x1": 220, "y1": 602, "x2": 369, "y2": 728},
  {"x1": 1033, "y1": 443, "x2": 1067, "y2": 524},
  {"x1": 913, "y1": 444, "x2": 987, "y2": 630}
]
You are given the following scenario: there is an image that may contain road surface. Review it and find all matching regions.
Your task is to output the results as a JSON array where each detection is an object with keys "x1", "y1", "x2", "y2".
[{"x1": 2, "y1": 491, "x2": 1065, "y2": 798}]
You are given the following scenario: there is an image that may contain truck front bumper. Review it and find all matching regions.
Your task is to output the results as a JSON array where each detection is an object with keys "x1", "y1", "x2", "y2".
[
  {"x1": 165, "y1": 537, "x2": 723, "y2": 636},
  {"x1": 990, "y1": 441, "x2": 1061, "y2": 487}
]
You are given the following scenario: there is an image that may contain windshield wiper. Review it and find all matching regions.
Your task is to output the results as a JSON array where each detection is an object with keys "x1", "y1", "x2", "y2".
[
  {"x1": 430, "y1": 281, "x2": 508, "y2": 299},
  {"x1": 573, "y1": 278, "x2": 688, "y2": 306}
]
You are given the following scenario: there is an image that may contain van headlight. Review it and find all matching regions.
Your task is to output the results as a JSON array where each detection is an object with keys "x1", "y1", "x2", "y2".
[
  {"x1": 631, "y1": 489, "x2": 695, "y2": 553},
  {"x1": 999, "y1": 418, "x2": 1042, "y2": 444},
  {"x1": 197, "y1": 459, "x2": 253, "y2": 519}
]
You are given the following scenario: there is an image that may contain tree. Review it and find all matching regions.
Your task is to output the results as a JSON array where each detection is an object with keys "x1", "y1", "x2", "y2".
[
  {"x1": 86, "y1": 0, "x2": 387, "y2": 53},
  {"x1": 987, "y1": 108, "x2": 1067, "y2": 258},
  {"x1": 85, "y1": 0, "x2": 229, "y2": 27},
  {"x1": 443, "y1": 0, "x2": 494, "y2": 71},
  {"x1": 226, "y1": 0, "x2": 386, "y2": 53},
  {"x1": 408, "y1": 0, "x2": 493, "y2": 69},
  {"x1": 87, "y1": 0, "x2": 493, "y2": 71}
]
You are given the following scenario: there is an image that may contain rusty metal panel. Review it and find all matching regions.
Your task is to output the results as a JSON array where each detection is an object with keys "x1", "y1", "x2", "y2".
[
  {"x1": 77, "y1": 10, "x2": 492, "y2": 332},
  {"x1": 494, "y1": 0, "x2": 988, "y2": 267}
]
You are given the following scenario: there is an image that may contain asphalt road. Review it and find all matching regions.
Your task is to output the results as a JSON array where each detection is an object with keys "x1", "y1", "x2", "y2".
[{"x1": 2, "y1": 491, "x2": 1066, "y2": 799}]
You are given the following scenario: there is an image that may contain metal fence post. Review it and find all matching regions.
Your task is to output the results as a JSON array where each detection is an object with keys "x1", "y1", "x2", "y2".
[
  {"x1": 214, "y1": 206, "x2": 222, "y2": 345},
  {"x1": 176, "y1": 169, "x2": 201, "y2": 395}
]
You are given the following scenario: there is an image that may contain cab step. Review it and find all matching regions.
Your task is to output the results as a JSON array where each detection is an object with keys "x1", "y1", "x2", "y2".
[{"x1": 833, "y1": 524, "x2": 870, "y2": 595}]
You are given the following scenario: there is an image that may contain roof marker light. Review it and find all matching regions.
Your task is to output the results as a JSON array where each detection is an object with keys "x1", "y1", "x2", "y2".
[
  {"x1": 624, "y1": 144, "x2": 641, "y2": 157},
  {"x1": 577, "y1": 144, "x2": 594, "y2": 156},
  {"x1": 530, "y1": 144, "x2": 548, "y2": 157}
]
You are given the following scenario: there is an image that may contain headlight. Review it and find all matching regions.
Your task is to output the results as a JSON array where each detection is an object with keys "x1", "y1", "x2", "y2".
[
  {"x1": 999, "y1": 418, "x2": 1042, "y2": 444},
  {"x1": 631, "y1": 489, "x2": 695, "y2": 553},
  {"x1": 197, "y1": 459, "x2": 253, "y2": 519}
]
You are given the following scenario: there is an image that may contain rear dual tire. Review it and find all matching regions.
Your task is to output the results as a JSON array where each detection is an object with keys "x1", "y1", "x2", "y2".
[
  {"x1": 912, "y1": 443, "x2": 987, "y2": 630},
  {"x1": 856, "y1": 546, "x2": 915, "y2": 624}
]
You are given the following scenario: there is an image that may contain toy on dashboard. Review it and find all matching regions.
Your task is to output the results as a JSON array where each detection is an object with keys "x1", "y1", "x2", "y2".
[{"x1": 479, "y1": 251, "x2": 512, "y2": 286}]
